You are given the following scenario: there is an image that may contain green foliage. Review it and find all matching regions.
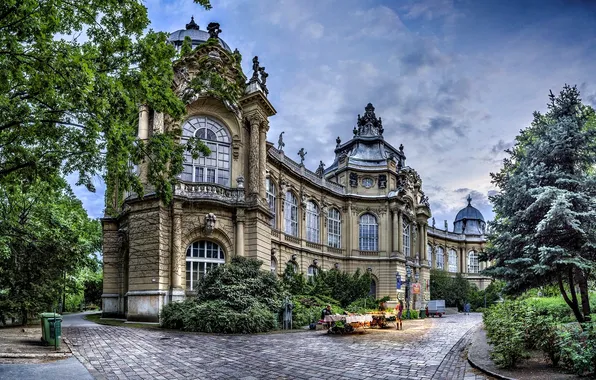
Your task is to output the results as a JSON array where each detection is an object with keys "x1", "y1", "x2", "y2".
[
  {"x1": 0, "y1": 0, "x2": 212, "y2": 212},
  {"x1": 0, "y1": 177, "x2": 101, "y2": 324},
  {"x1": 282, "y1": 264, "x2": 308, "y2": 295},
  {"x1": 309, "y1": 269, "x2": 372, "y2": 308},
  {"x1": 402, "y1": 309, "x2": 419, "y2": 319},
  {"x1": 161, "y1": 257, "x2": 281, "y2": 333},
  {"x1": 179, "y1": 36, "x2": 193, "y2": 57},
  {"x1": 345, "y1": 296, "x2": 389, "y2": 314},
  {"x1": 486, "y1": 85, "x2": 596, "y2": 323},
  {"x1": 290, "y1": 295, "x2": 341, "y2": 327},
  {"x1": 483, "y1": 301, "x2": 530, "y2": 368},
  {"x1": 557, "y1": 322, "x2": 596, "y2": 375},
  {"x1": 430, "y1": 269, "x2": 471, "y2": 309}
]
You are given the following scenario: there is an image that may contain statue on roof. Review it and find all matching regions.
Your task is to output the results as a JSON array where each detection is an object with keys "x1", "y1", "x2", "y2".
[
  {"x1": 467, "y1": 194, "x2": 473, "y2": 205},
  {"x1": 258, "y1": 66, "x2": 268, "y2": 91},
  {"x1": 186, "y1": 16, "x2": 199, "y2": 30},
  {"x1": 316, "y1": 161, "x2": 325, "y2": 177},
  {"x1": 355, "y1": 103, "x2": 384, "y2": 137},
  {"x1": 277, "y1": 131, "x2": 285, "y2": 151},
  {"x1": 336, "y1": 136, "x2": 341, "y2": 147},
  {"x1": 297, "y1": 148, "x2": 307, "y2": 165},
  {"x1": 432, "y1": 217, "x2": 435, "y2": 228},
  {"x1": 207, "y1": 22, "x2": 221, "y2": 39},
  {"x1": 251, "y1": 56, "x2": 259, "y2": 81}
]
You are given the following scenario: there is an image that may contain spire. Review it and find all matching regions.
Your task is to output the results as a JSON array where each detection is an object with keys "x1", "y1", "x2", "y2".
[
  {"x1": 186, "y1": 16, "x2": 199, "y2": 30},
  {"x1": 354, "y1": 103, "x2": 384, "y2": 137},
  {"x1": 467, "y1": 194, "x2": 472, "y2": 206}
]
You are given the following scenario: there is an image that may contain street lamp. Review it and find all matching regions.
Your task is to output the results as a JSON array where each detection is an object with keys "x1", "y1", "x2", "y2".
[{"x1": 405, "y1": 264, "x2": 412, "y2": 318}]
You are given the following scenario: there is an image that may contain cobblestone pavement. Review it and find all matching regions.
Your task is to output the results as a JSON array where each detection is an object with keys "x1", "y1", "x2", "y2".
[{"x1": 65, "y1": 313, "x2": 492, "y2": 380}]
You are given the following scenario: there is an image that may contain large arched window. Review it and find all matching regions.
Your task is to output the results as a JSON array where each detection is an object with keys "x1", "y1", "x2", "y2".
[
  {"x1": 436, "y1": 246, "x2": 444, "y2": 270},
  {"x1": 328, "y1": 208, "x2": 341, "y2": 248},
  {"x1": 181, "y1": 116, "x2": 231, "y2": 185},
  {"x1": 306, "y1": 201, "x2": 320, "y2": 243},
  {"x1": 185, "y1": 241, "x2": 225, "y2": 290},
  {"x1": 427, "y1": 244, "x2": 433, "y2": 268},
  {"x1": 369, "y1": 279, "x2": 377, "y2": 298},
  {"x1": 266, "y1": 178, "x2": 276, "y2": 228},
  {"x1": 468, "y1": 251, "x2": 479, "y2": 273},
  {"x1": 403, "y1": 222, "x2": 411, "y2": 256},
  {"x1": 284, "y1": 192, "x2": 298, "y2": 236},
  {"x1": 359, "y1": 213, "x2": 378, "y2": 251},
  {"x1": 448, "y1": 249, "x2": 457, "y2": 272}
]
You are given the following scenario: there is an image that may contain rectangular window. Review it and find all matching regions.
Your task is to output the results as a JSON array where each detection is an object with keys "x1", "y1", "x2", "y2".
[{"x1": 206, "y1": 168, "x2": 216, "y2": 183}]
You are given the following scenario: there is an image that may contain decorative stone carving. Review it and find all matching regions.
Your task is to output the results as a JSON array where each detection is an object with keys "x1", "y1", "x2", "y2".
[
  {"x1": 277, "y1": 131, "x2": 285, "y2": 151},
  {"x1": 354, "y1": 103, "x2": 383, "y2": 137},
  {"x1": 203, "y1": 213, "x2": 217, "y2": 235},
  {"x1": 207, "y1": 22, "x2": 221, "y2": 39},
  {"x1": 236, "y1": 175, "x2": 245, "y2": 188},
  {"x1": 444, "y1": 220, "x2": 449, "y2": 231},
  {"x1": 258, "y1": 67, "x2": 268, "y2": 92},
  {"x1": 349, "y1": 173, "x2": 358, "y2": 187},
  {"x1": 378, "y1": 174, "x2": 387, "y2": 189},
  {"x1": 432, "y1": 217, "x2": 436, "y2": 228},
  {"x1": 419, "y1": 192, "x2": 430, "y2": 207},
  {"x1": 297, "y1": 148, "x2": 307, "y2": 166},
  {"x1": 117, "y1": 228, "x2": 129, "y2": 249},
  {"x1": 315, "y1": 161, "x2": 325, "y2": 177},
  {"x1": 251, "y1": 56, "x2": 260, "y2": 81},
  {"x1": 173, "y1": 66, "x2": 191, "y2": 96},
  {"x1": 336, "y1": 136, "x2": 341, "y2": 147},
  {"x1": 232, "y1": 134, "x2": 241, "y2": 160}
]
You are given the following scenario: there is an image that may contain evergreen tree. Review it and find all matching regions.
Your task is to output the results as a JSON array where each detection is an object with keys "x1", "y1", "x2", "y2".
[
  {"x1": 179, "y1": 36, "x2": 193, "y2": 57},
  {"x1": 485, "y1": 85, "x2": 596, "y2": 323}
]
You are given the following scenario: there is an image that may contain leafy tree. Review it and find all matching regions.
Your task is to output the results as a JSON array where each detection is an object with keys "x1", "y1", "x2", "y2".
[
  {"x1": 179, "y1": 36, "x2": 193, "y2": 57},
  {"x1": 309, "y1": 269, "x2": 372, "y2": 307},
  {"x1": 0, "y1": 0, "x2": 211, "y2": 206},
  {"x1": 430, "y1": 269, "x2": 472, "y2": 309},
  {"x1": 0, "y1": 176, "x2": 101, "y2": 324},
  {"x1": 485, "y1": 85, "x2": 596, "y2": 323}
]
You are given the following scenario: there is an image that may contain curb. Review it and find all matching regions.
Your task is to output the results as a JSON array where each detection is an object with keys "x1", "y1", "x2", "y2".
[
  {"x1": 467, "y1": 333, "x2": 518, "y2": 380},
  {"x1": 63, "y1": 336, "x2": 107, "y2": 380},
  {"x1": 0, "y1": 352, "x2": 72, "y2": 359}
]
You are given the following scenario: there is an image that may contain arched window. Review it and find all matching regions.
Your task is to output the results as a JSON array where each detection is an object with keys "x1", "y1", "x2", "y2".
[
  {"x1": 468, "y1": 251, "x2": 479, "y2": 273},
  {"x1": 369, "y1": 279, "x2": 377, "y2": 297},
  {"x1": 181, "y1": 116, "x2": 231, "y2": 186},
  {"x1": 448, "y1": 249, "x2": 457, "y2": 272},
  {"x1": 185, "y1": 241, "x2": 225, "y2": 290},
  {"x1": 284, "y1": 192, "x2": 298, "y2": 236},
  {"x1": 327, "y1": 208, "x2": 341, "y2": 248},
  {"x1": 306, "y1": 201, "x2": 320, "y2": 243},
  {"x1": 436, "y1": 246, "x2": 444, "y2": 270},
  {"x1": 307, "y1": 265, "x2": 318, "y2": 282},
  {"x1": 266, "y1": 178, "x2": 276, "y2": 228},
  {"x1": 427, "y1": 244, "x2": 433, "y2": 268},
  {"x1": 270, "y1": 256, "x2": 277, "y2": 274},
  {"x1": 286, "y1": 261, "x2": 298, "y2": 274},
  {"x1": 359, "y1": 213, "x2": 378, "y2": 251},
  {"x1": 403, "y1": 222, "x2": 411, "y2": 256}
]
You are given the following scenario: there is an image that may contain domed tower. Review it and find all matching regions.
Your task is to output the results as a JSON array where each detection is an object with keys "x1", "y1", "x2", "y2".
[
  {"x1": 453, "y1": 195, "x2": 486, "y2": 235},
  {"x1": 168, "y1": 16, "x2": 232, "y2": 52}
]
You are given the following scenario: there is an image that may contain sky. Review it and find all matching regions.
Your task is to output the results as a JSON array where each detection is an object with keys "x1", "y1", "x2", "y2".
[{"x1": 72, "y1": 0, "x2": 596, "y2": 230}]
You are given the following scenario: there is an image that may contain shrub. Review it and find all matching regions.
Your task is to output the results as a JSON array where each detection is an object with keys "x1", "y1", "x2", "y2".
[
  {"x1": 160, "y1": 257, "x2": 282, "y2": 333},
  {"x1": 483, "y1": 300, "x2": 530, "y2": 368},
  {"x1": 557, "y1": 322, "x2": 596, "y2": 376},
  {"x1": 291, "y1": 294, "x2": 341, "y2": 327}
]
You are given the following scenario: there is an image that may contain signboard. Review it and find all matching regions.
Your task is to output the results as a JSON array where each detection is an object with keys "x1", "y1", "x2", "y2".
[
  {"x1": 396, "y1": 273, "x2": 402, "y2": 289},
  {"x1": 412, "y1": 283, "x2": 421, "y2": 295}
]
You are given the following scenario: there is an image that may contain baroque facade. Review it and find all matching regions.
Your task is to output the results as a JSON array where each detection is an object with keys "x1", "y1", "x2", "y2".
[{"x1": 101, "y1": 19, "x2": 490, "y2": 322}]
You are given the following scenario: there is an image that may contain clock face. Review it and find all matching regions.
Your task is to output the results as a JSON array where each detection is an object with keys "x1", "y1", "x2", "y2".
[{"x1": 362, "y1": 178, "x2": 374, "y2": 188}]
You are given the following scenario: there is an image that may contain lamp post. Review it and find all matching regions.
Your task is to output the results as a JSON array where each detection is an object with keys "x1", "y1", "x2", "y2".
[
  {"x1": 414, "y1": 271, "x2": 420, "y2": 311},
  {"x1": 405, "y1": 264, "x2": 412, "y2": 318}
]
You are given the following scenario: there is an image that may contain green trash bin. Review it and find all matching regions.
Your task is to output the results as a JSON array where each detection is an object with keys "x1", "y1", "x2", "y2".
[
  {"x1": 419, "y1": 309, "x2": 426, "y2": 319},
  {"x1": 40, "y1": 313, "x2": 62, "y2": 347}
]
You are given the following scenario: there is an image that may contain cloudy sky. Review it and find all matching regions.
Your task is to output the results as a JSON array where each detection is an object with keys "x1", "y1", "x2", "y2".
[{"x1": 74, "y1": 0, "x2": 596, "y2": 229}]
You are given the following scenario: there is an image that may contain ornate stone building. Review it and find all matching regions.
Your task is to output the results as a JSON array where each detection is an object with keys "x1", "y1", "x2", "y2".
[{"x1": 101, "y1": 20, "x2": 489, "y2": 322}]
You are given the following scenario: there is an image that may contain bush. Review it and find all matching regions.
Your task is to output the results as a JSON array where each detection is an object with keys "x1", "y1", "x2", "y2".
[
  {"x1": 160, "y1": 257, "x2": 282, "y2": 333},
  {"x1": 483, "y1": 300, "x2": 530, "y2": 368},
  {"x1": 291, "y1": 295, "x2": 341, "y2": 327},
  {"x1": 557, "y1": 322, "x2": 596, "y2": 376}
]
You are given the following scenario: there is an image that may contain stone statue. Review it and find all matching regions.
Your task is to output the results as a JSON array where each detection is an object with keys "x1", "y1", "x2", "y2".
[
  {"x1": 336, "y1": 136, "x2": 341, "y2": 147},
  {"x1": 258, "y1": 67, "x2": 268, "y2": 86},
  {"x1": 251, "y1": 56, "x2": 259, "y2": 81},
  {"x1": 444, "y1": 220, "x2": 448, "y2": 231},
  {"x1": 277, "y1": 131, "x2": 285, "y2": 151},
  {"x1": 378, "y1": 174, "x2": 387, "y2": 189},
  {"x1": 315, "y1": 161, "x2": 325, "y2": 177},
  {"x1": 432, "y1": 217, "x2": 435, "y2": 228},
  {"x1": 420, "y1": 193, "x2": 429, "y2": 207},
  {"x1": 207, "y1": 22, "x2": 221, "y2": 39},
  {"x1": 204, "y1": 213, "x2": 217, "y2": 235},
  {"x1": 399, "y1": 144, "x2": 404, "y2": 152},
  {"x1": 297, "y1": 148, "x2": 307, "y2": 165}
]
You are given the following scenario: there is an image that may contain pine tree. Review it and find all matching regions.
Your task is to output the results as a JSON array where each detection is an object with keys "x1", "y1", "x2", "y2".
[
  {"x1": 180, "y1": 36, "x2": 193, "y2": 57},
  {"x1": 485, "y1": 85, "x2": 596, "y2": 323}
]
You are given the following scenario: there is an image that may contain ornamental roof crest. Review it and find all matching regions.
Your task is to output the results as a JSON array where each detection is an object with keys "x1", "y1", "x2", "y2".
[{"x1": 354, "y1": 103, "x2": 384, "y2": 137}]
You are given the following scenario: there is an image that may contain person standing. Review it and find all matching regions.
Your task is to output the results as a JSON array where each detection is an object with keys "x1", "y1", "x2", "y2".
[{"x1": 395, "y1": 300, "x2": 404, "y2": 330}]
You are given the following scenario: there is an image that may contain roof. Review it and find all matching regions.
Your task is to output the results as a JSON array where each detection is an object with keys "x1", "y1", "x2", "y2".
[
  {"x1": 168, "y1": 17, "x2": 232, "y2": 52},
  {"x1": 454, "y1": 195, "x2": 485, "y2": 223}
]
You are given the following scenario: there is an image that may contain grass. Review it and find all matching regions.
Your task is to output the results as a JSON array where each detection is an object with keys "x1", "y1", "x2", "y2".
[{"x1": 84, "y1": 313, "x2": 161, "y2": 329}]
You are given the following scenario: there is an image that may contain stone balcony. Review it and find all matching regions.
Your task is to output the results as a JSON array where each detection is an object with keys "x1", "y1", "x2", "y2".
[{"x1": 174, "y1": 181, "x2": 245, "y2": 205}]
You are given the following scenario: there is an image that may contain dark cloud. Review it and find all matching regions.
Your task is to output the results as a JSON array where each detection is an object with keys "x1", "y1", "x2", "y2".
[
  {"x1": 399, "y1": 40, "x2": 449, "y2": 74},
  {"x1": 490, "y1": 139, "x2": 513, "y2": 155}
]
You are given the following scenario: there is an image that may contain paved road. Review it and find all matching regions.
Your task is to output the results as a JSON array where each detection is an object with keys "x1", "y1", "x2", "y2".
[{"x1": 64, "y1": 313, "x2": 489, "y2": 380}]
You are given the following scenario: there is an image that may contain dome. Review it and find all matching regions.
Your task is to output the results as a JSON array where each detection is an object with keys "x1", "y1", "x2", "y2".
[
  {"x1": 168, "y1": 17, "x2": 232, "y2": 52},
  {"x1": 453, "y1": 195, "x2": 486, "y2": 235}
]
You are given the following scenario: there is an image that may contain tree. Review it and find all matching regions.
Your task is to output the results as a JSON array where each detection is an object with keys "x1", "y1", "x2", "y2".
[
  {"x1": 0, "y1": 175, "x2": 101, "y2": 324},
  {"x1": 0, "y1": 0, "x2": 211, "y2": 205},
  {"x1": 485, "y1": 85, "x2": 596, "y2": 323},
  {"x1": 429, "y1": 269, "x2": 470, "y2": 309}
]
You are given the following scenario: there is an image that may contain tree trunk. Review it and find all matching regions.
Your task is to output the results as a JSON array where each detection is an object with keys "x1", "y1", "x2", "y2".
[
  {"x1": 558, "y1": 270, "x2": 584, "y2": 323},
  {"x1": 576, "y1": 269, "x2": 591, "y2": 322},
  {"x1": 20, "y1": 306, "x2": 28, "y2": 326}
]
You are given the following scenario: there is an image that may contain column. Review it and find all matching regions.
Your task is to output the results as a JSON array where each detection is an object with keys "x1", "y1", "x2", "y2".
[
  {"x1": 259, "y1": 125, "x2": 268, "y2": 201},
  {"x1": 138, "y1": 104, "x2": 150, "y2": 185},
  {"x1": 397, "y1": 211, "x2": 403, "y2": 253},
  {"x1": 248, "y1": 115, "x2": 261, "y2": 196},
  {"x1": 172, "y1": 210, "x2": 182, "y2": 288},
  {"x1": 236, "y1": 218, "x2": 245, "y2": 256},
  {"x1": 392, "y1": 211, "x2": 398, "y2": 252}
]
